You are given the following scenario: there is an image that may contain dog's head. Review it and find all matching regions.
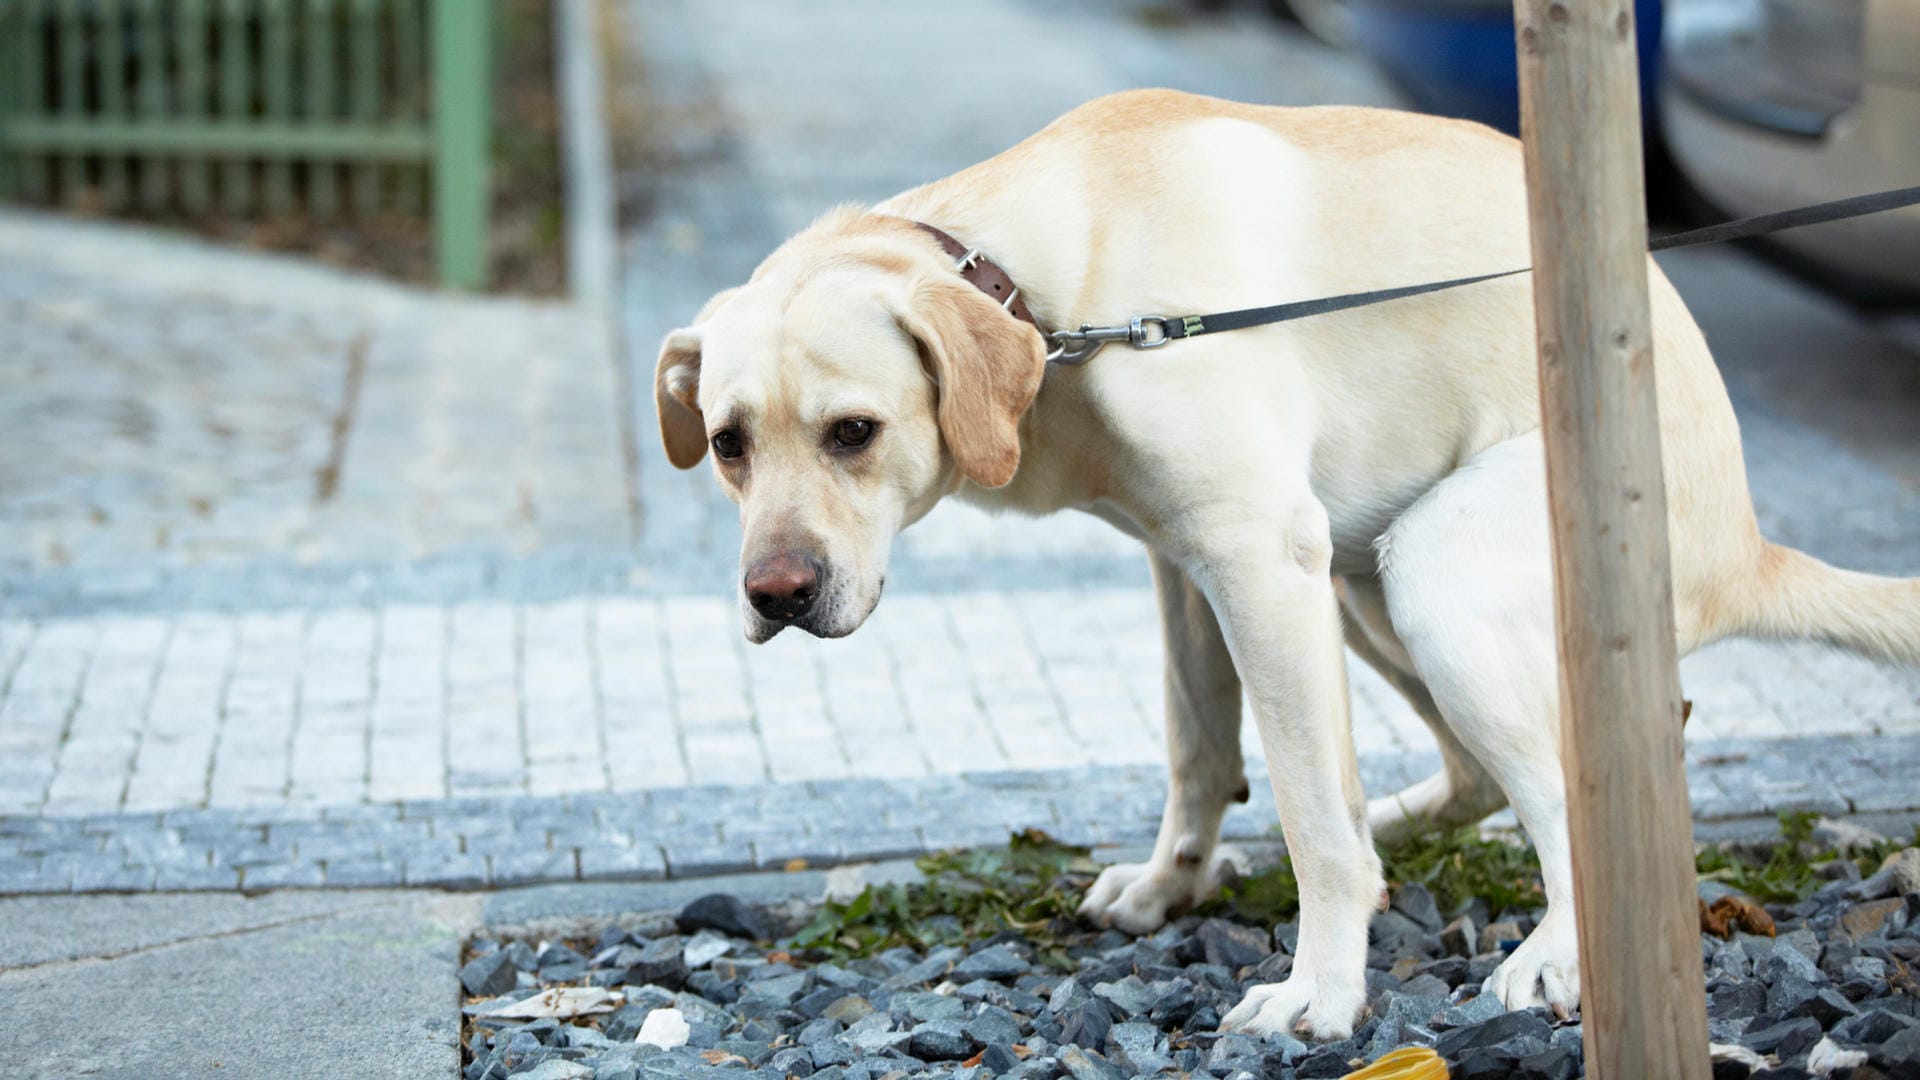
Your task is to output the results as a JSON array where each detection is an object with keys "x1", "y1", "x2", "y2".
[{"x1": 654, "y1": 211, "x2": 1047, "y2": 641}]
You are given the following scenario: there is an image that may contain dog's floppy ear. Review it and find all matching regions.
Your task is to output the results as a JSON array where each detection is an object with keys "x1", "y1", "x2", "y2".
[
  {"x1": 654, "y1": 288, "x2": 740, "y2": 470},
  {"x1": 896, "y1": 275, "x2": 1047, "y2": 489}
]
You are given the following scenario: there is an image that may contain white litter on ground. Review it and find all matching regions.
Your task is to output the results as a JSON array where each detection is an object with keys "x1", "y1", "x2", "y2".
[{"x1": 636, "y1": 1007, "x2": 691, "y2": 1049}]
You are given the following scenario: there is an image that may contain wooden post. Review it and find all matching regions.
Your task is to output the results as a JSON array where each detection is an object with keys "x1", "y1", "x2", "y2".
[{"x1": 1510, "y1": 2, "x2": 1710, "y2": 1078}]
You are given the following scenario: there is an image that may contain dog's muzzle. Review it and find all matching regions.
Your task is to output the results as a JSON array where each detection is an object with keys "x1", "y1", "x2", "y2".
[{"x1": 744, "y1": 552, "x2": 823, "y2": 625}]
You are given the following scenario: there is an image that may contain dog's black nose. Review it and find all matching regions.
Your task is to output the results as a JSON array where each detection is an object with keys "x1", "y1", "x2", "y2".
[{"x1": 745, "y1": 554, "x2": 821, "y2": 622}]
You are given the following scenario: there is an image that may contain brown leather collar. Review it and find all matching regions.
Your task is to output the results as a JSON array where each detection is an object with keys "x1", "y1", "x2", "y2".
[{"x1": 912, "y1": 222, "x2": 1041, "y2": 331}]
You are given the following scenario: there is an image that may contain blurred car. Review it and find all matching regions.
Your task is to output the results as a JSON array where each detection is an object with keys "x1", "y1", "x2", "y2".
[
  {"x1": 1281, "y1": 0, "x2": 1664, "y2": 137},
  {"x1": 1661, "y1": 0, "x2": 1920, "y2": 300}
]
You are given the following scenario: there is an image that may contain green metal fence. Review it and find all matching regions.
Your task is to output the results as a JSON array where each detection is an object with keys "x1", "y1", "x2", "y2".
[{"x1": 0, "y1": 0, "x2": 492, "y2": 288}]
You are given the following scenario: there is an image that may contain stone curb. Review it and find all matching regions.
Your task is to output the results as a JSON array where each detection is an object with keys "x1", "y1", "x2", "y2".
[{"x1": 0, "y1": 733, "x2": 1913, "y2": 896}]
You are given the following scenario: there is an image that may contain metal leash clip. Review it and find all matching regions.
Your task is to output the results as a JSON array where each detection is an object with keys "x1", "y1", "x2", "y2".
[{"x1": 1044, "y1": 315, "x2": 1173, "y2": 365}]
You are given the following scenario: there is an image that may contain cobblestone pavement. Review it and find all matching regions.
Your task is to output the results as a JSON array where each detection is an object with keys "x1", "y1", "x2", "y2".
[
  {"x1": 0, "y1": 0, "x2": 1916, "y2": 896},
  {"x1": 5, "y1": 733, "x2": 1916, "y2": 896},
  {"x1": 2, "y1": 593, "x2": 1917, "y2": 819},
  {"x1": 0, "y1": 213, "x2": 630, "y2": 613}
]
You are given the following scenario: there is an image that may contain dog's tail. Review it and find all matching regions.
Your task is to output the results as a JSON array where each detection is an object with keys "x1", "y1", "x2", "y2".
[{"x1": 1735, "y1": 542, "x2": 1920, "y2": 667}]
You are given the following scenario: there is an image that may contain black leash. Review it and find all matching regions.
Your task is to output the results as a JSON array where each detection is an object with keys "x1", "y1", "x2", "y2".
[{"x1": 1044, "y1": 184, "x2": 1920, "y2": 364}]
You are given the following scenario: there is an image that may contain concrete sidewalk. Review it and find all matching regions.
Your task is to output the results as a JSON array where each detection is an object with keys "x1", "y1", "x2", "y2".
[{"x1": 0, "y1": 889, "x2": 477, "y2": 1078}]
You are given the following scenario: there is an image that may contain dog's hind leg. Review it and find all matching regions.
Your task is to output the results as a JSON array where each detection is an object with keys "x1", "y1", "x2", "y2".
[
  {"x1": 1079, "y1": 551, "x2": 1247, "y2": 933},
  {"x1": 1342, "y1": 577, "x2": 1508, "y2": 846},
  {"x1": 1377, "y1": 433, "x2": 1581, "y2": 1018}
]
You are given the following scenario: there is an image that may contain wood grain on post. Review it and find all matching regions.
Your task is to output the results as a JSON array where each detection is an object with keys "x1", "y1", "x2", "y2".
[{"x1": 1510, "y1": 2, "x2": 1711, "y2": 1077}]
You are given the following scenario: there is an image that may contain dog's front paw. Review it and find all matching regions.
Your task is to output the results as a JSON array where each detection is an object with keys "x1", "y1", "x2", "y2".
[
  {"x1": 1077, "y1": 861, "x2": 1179, "y2": 934},
  {"x1": 1077, "y1": 857, "x2": 1220, "y2": 934},
  {"x1": 1219, "y1": 970, "x2": 1368, "y2": 1041},
  {"x1": 1484, "y1": 910, "x2": 1581, "y2": 1020}
]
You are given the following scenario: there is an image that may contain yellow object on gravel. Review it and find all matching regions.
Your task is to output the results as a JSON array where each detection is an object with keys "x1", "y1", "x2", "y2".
[{"x1": 1339, "y1": 1046, "x2": 1449, "y2": 1079}]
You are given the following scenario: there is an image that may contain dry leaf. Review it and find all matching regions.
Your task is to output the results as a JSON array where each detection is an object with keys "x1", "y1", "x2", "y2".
[
  {"x1": 1699, "y1": 894, "x2": 1775, "y2": 939},
  {"x1": 478, "y1": 986, "x2": 624, "y2": 1019}
]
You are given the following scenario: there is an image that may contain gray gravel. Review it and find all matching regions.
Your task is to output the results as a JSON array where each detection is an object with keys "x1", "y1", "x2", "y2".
[{"x1": 460, "y1": 854, "x2": 1920, "y2": 1079}]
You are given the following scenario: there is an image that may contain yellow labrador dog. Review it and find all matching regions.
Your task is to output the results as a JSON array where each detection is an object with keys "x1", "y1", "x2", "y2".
[{"x1": 653, "y1": 89, "x2": 1920, "y2": 1038}]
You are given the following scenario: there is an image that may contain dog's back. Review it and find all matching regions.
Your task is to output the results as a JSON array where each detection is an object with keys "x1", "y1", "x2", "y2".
[{"x1": 962, "y1": 90, "x2": 1920, "y2": 665}]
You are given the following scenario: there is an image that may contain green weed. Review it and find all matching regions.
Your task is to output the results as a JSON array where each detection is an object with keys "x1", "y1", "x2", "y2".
[
  {"x1": 780, "y1": 814, "x2": 1915, "y2": 965},
  {"x1": 1695, "y1": 812, "x2": 1919, "y2": 903},
  {"x1": 783, "y1": 829, "x2": 1097, "y2": 964},
  {"x1": 1215, "y1": 826, "x2": 1543, "y2": 925},
  {"x1": 1380, "y1": 827, "x2": 1546, "y2": 916}
]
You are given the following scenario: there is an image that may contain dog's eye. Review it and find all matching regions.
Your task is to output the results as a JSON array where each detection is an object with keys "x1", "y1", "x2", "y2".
[
  {"x1": 711, "y1": 430, "x2": 744, "y2": 460},
  {"x1": 832, "y1": 419, "x2": 875, "y2": 449}
]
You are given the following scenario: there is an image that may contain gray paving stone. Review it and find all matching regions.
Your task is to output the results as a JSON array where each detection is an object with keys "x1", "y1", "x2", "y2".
[
  {"x1": 155, "y1": 864, "x2": 243, "y2": 891},
  {"x1": 835, "y1": 829, "x2": 932, "y2": 864},
  {"x1": 917, "y1": 822, "x2": 1026, "y2": 852},
  {"x1": 101, "y1": 831, "x2": 202, "y2": 862},
  {"x1": 0, "y1": 818, "x2": 66, "y2": 837},
  {"x1": 208, "y1": 838, "x2": 295, "y2": 870},
  {"x1": 722, "y1": 820, "x2": 819, "y2": 845},
  {"x1": 1690, "y1": 796, "x2": 1760, "y2": 821},
  {"x1": 660, "y1": 840, "x2": 757, "y2": 878},
  {"x1": 1758, "y1": 780, "x2": 1851, "y2": 817},
  {"x1": 318, "y1": 803, "x2": 403, "y2": 823},
  {"x1": 3, "y1": 865, "x2": 75, "y2": 894},
  {"x1": 0, "y1": 855, "x2": 44, "y2": 880},
  {"x1": 371, "y1": 834, "x2": 464, "y2": 868},
  {"x1": 401, "y1": 851, "x2": 490, "y2": 889},
  {"x1": 68, "y1": 862, "x2": 158, "y2": 893},
  {"x1": 577, "y1": 844, "x2": 668, "y2": 882},
  {"x1": 488, "y1": 849, "x2": 580, "y2": 888},
  {"x1": 1850, "y1": 781, "x2": 1920, "y2": 814},
  {"x1": 239, "y1": 862, "x2": 326, "y2": 890},
  {"x1": 401, "y1": 795, "x2": 513, "y2": 819},
  {"x1": 750, "y1": 839, "x2": 844, "y2": 871},
  {"x1": 288, "y1": 834, "x2": 402, "y2": 863},
  {"x1": 321, "y1": 859, "x2": 407, "y2": 887},
  {"x1": 544, "y1": 826, "x2": 638, "y2": 851}
]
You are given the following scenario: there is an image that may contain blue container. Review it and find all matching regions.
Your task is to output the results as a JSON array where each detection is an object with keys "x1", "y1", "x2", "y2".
[{"x1": 1347, "y1": 0, "x2": 1663, "y2": 136}]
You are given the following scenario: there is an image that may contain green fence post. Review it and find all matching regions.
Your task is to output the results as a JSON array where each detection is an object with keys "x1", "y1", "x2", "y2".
[
  {"x1": 97, "y1": 0, "x2": 130, "y2": 208},
  {"x1": 349, "y1": 0, "x2": 379, "y2": 215},
  {"x1": 137, "y1": 0, "x2": 169, "y2": 210},
  {"x1": 219, "y1": 0, "x2": 251, "y2": 217},
  {"x1": 177, "y1": 0, "x2": 211, "y2": 213},
  {"x1": 263, "y1": 0, "x2": 294, "y2": 214},
  {"x1": 0, "y1": 1, "x2": 14, "y2": 200},
  {"x1": 393, "y1": 0, "x2": 424, "y2": 215},
  {"x1": 305, "y1": 0, "x2": 337, "y2": 219},
  {"x1": 431, "y1": 0, "x2": 487, "y2": 290},
  {"x1": 58, "y1": 0, "x2": 85, "y2": 203}
]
